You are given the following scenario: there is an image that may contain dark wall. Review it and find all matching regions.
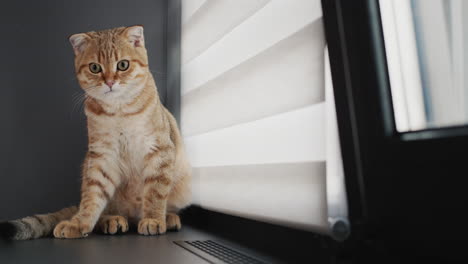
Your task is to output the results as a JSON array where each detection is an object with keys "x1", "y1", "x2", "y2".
[{"x1": 0, "y1": 0, "x2": 168, "y2": 219}]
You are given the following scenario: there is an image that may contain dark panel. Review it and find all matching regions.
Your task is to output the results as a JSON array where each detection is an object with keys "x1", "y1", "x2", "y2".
[
  {"x1": 0, "y1": 0, "x2": 167, "y2": 219},
  {"x1": 166, "y1": 0, "x2": 181, "y2": 122}
]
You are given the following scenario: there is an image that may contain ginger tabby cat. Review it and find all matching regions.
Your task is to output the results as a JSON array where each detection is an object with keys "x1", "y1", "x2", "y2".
[{"x1": 0, "y1": 26, "x2": 192, "y2": 240}]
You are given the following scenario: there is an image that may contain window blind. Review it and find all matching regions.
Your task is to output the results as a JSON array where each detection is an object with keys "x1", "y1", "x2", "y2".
[{"x1": 181, "y1": 0, "x2": 348, "y2": 239}]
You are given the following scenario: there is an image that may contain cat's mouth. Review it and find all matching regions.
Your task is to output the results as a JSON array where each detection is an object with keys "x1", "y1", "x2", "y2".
[{"x1": 104, "y1": 87, "x2": 116, "y2": 95}]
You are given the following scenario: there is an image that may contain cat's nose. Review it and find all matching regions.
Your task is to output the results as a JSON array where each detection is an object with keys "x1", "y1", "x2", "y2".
[{"x1": 106, "y1": 80, "x2": 115, "y2": 88}]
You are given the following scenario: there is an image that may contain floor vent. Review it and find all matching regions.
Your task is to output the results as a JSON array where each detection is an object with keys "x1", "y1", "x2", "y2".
[{"x1": 174, "y1": 240, "x2": 266, "y2": 264}]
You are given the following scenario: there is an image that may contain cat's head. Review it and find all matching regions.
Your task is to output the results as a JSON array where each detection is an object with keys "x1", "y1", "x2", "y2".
[{"x1": 69, "y1": 26, "x2": 149, "y2": 102}]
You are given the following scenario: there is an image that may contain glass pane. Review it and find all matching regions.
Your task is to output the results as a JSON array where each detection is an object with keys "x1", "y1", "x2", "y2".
[{"x1": 380, "y1": 0, "x2": 468, "y2": 132}]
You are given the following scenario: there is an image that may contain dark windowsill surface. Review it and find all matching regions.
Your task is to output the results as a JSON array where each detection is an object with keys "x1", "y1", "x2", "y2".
[
  {"x1": 0, "y1": 207, "x2": 334, "y2": 264},
  {"x1": 2, "y1": 206, "x2": 427, "y2": 264}
]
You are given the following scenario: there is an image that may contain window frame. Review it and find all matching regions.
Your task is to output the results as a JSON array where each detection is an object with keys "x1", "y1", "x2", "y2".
[{"x1": 323, "y1": 0, "x2": 468, "y2": 260}]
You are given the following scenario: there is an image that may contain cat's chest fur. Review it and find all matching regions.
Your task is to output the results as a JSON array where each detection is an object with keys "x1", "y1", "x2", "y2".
[
  {"x1": 105, "y1": 113, "x2": 169, "y2": 219},
  {"x1": 112, "y1": 117, "x2": 157, "y2": 178}
]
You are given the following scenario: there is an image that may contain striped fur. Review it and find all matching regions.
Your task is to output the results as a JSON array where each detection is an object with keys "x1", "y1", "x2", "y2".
[
  {"x1": 0, "y1": 26, "x2": 191, "y2": 240},
  {"x1": 0, "y1": 207, "x2": 77, "y2": 240}
]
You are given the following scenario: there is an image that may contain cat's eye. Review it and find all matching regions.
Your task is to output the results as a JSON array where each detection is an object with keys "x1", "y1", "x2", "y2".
[
  {"x1": 89, "y1": 63, "x2": 102, "y2": 74},
  {"x1": 117, "y1": 60, "x2": 130, "y2": 71}
]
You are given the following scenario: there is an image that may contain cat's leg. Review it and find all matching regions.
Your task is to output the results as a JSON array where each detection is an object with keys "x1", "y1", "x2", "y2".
[
  {"x1": 166, "y1": 169, "x2": 192, "y2": 232},
  {"x1": 138, "y1": 146, "x2": 175, "y2": 236},
  {"x1": 54, "y1": 156, "x2": 120, "y2": 239},
  {"x1": 95, "y1": 215, "x2": 129, "y2": 235}
]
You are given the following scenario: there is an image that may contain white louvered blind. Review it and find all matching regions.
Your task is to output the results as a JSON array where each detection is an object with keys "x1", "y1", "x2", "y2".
[{"x1": 181, "y1": 0, "x2": 348, "y2": 238}]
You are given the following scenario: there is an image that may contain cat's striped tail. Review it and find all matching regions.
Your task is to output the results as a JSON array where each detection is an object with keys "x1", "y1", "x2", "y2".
[{"x1": 0, "y1": 206, "x2": 77, "y2": 240}]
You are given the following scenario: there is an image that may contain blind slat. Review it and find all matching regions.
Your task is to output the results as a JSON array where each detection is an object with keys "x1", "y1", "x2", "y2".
[
  {"x1": 181, "y1": 0, "x2": 207, "y2": 24},
  {"x1": 185, "y1": 104, "x2": 325, "y2": 167},
  {"x1": 182, "y1": 0, "x2": 270, "y2": 64},
  {"x1": 192, "y1": 162, "x2": 328, "y2": 232},
  {"x1": 181, "y1": 0, "x2": 322, "y2": 94}
]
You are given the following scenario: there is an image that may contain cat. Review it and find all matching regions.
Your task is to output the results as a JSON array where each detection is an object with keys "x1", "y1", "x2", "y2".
[{"x1": 0, "y1": 25, "x2": 192, "y2": 240}]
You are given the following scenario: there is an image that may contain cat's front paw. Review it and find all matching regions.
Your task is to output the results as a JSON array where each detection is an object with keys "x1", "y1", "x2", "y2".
[
  {"x1": 53, "y1": 219, "x2": 92, "y2": 239},
  {"x1": 97, "y1": 215, "x2": 129, "y2": 235},
  {"x1": 166, "y1": 213, "x2": 181, "y2": 231},
  {"x1": 138, "y1": 218, "x2": 166, "y2": 235}
]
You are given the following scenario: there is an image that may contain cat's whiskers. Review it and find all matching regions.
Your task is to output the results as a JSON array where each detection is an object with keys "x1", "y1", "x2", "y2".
[
  {"x1": 70, "y1": 86, "x2": 100, "y2": 116},
  {"x1": 71, "y1": 93, "x2": 87, "y2": 116}
]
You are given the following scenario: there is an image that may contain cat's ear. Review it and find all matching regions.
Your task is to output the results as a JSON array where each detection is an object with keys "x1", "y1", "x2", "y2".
[
  {"x1": 124, "y1": 25, "x2": 144, "y2": 48},
  {"x1": 69, "y1": 33, "x2": 89, "y2": 56}
]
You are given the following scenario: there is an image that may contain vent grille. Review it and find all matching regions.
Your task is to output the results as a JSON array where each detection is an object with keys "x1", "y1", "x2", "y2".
[{"x1": 175, "y1": 240, "x2": 266, "y2": 264}]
